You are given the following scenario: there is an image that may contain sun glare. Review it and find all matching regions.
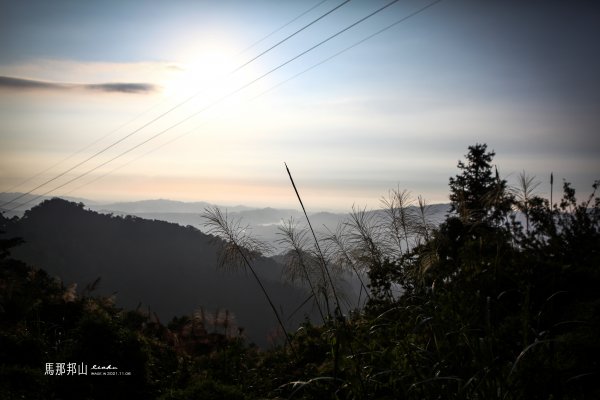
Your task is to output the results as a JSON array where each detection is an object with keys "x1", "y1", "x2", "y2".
[
  {"x1": 158, "y1": 38, "x2": 275, "y2": 144},
  {"x1": 163, "y1": 42, "x2": 255, "y2": 101}
]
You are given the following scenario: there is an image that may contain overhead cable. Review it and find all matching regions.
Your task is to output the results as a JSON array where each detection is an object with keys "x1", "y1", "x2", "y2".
[
  {"x1": 0, "y1": 0, "x2": 351, "y2": 211},
  {"x1": 4, "y1": 0, "x2": 432, "y2": 212}
]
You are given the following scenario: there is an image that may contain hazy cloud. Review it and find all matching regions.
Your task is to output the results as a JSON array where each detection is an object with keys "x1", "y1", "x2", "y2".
[
  {"x1": 0, "y1": 76, "x2": 157, "y2": 94},
  {"x1": 85, "y1": 82, "x2": 157, "y2": 94},
  {"x1": 0, "y1": 76, "x2": 70, "y2": 90}
]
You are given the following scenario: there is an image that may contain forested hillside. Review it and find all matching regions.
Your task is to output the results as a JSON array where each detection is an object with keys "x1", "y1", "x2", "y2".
[
  {"x1": 0, "y1": 199, "x2": 316, "y2": 346},
  {"x1": 1, "y1": 144, "x2": 598, "y2": 399}
]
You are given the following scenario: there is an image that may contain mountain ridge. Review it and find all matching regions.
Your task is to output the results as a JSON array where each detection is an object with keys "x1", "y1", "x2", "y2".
[
  {"x1": 1, "y1": 192, "x2": 451, "y2": 253},
  {"x1": 0, "y1": 198, "x2": 319, "y2": 346}
]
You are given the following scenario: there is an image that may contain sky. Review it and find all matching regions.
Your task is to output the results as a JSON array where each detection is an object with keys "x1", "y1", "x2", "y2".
[{"x1": 1, "y1": 0, "x2": 599, "y2": 212}]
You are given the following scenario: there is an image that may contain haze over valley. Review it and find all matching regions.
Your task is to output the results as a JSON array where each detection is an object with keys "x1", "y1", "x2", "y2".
[{"x1": 1, "y1": 1, "x2": 598, "y2": 398}]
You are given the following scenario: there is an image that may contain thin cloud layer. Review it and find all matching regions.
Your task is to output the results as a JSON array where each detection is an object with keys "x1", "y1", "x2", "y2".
[
  {"x1": 0, "y1": 76, "x2": 157, "y2": 94},
  {"x1": 85, "y1": 82, "x2": 157, "y2": 94}
]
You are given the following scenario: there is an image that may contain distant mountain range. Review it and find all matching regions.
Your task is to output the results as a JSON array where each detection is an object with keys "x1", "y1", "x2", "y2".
[
  {"x1": 93, "y1": 198, "x2": 254, "y2": 214},
  {"x1": 0, "y1": 193, "x2": 249, "y2": 217},
  {"x1": 1, "y1": 193, "x2": 451, "y2": 253},
  {"x1": 0, "y1": 194, "x2": 452, "y2": 345},
  {"x1": 0, "y1": 198, "x2": 326, "y2": 346}
]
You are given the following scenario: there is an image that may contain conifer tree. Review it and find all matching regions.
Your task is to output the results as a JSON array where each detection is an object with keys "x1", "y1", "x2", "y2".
[{"x1": 448, "y1": 143, "x2": 512, "y2": 224}]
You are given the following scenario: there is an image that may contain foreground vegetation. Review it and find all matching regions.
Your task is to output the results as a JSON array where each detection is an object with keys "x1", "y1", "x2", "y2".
[{"x1": 1, "y1": 144, "x2": 598, "y2": 399}]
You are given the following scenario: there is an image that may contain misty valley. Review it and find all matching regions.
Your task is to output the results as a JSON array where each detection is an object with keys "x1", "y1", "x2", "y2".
[{"x1": 1, "y1": 145, "x2": 599, "y2": 399}]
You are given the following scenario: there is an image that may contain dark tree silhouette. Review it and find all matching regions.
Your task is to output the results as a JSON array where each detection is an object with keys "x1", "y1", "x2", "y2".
[{"x1": 448, "y1": 143, "x2": 512, "y2": 224}]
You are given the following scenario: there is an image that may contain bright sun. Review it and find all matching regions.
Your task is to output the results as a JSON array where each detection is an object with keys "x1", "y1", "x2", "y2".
[
  {"x1": 158, "y1": 39, "x2": 275, "y2": 137},
  {"x1": 163, "y1": 42, "x2": 257, "y2": 102}
]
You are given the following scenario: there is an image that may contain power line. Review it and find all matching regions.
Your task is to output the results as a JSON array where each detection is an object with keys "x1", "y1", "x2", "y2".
[
  {"x1": 4, "y1": 0, "x2": 427, "y2": 212},
  {"x1": 236, "y1": 0, "x2": 402, "y2": 90},
  {"x1": 63, "y1": 118, "x2": 214, "y2": 197},
  {"x1": 237, "y1": 0, "x2": 329, "y2": 56},
  {"x1": 256, "y1": 0, "x2": 443, "y2": 99},
  {"x1": 1, "y1": 2, "x2": 334, "y2": 200},
  {"x1": 0, "y1": 0, "x2": 351, "y2": 211},
  {"x1": 66, "y1": 0, "x2": 445, "y2": 197},
  {"x1": 0, "y1": 99, "x2": 165, "y2": 197},
  {"x1": 233, "y1": 0, "x2": 349, "y2": 73},
  {"x1": 0, "y1": 89, "x2": 202, "y2": 209}
]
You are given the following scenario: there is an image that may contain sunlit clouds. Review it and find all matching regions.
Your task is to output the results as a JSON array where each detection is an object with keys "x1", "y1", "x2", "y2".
[{"x1": 1, "y1": 1, "x2": 598, "y2": 212}]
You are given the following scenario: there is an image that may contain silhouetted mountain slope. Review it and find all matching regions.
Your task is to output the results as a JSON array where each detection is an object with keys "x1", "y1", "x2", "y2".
[{"x1": 0, "y1": 198, "x2": 314, "y2": 346}]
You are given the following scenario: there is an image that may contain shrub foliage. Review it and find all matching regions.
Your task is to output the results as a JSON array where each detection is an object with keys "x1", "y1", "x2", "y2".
[{"x1": 1, "y1": 144, "x2": 598, "y2": 399}]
